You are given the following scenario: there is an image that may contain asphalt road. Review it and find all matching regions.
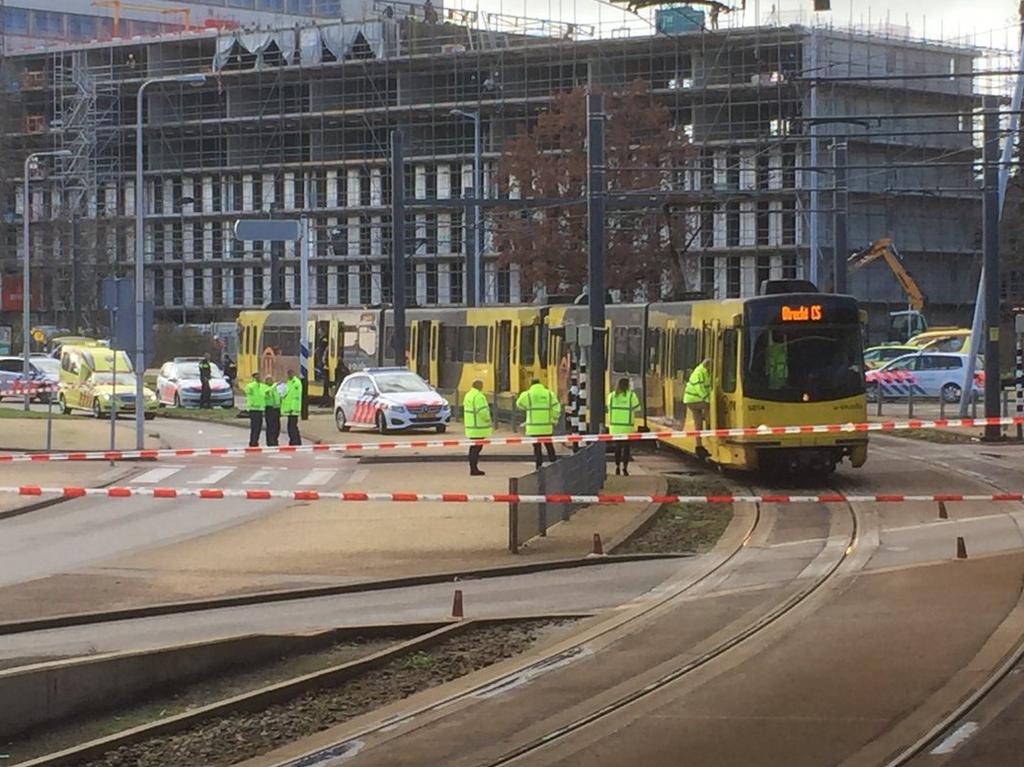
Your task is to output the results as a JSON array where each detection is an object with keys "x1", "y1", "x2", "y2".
[{"x1": 0, "y1": 419, "x2": 360, "y2": 588}]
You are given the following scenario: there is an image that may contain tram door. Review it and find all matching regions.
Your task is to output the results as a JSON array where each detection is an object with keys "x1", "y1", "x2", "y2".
[
  {"x1": 411, "y1": 320, "x2": 437, "y2": 385},
  {"x1": 496, "y1": 321, "x2": 512, "y2": 393}
]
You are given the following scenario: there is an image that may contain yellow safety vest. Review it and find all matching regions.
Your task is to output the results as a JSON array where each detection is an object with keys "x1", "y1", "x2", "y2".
[
  {"x1": 281, "y1": 377, "x2": 302, "y2": 416},
  {"x1": 263, "y1": 381, "x2": 281, "y2": 409},
  {"x1": 683, "y1": 363, "x2": 710, "y2": 404},
  {"x1": 463, "y1": 388, "x2": 493, "y2": 439},
  {"x1": 606, "y1": 389, "x2": 640, "y2": 435},
  {"x1": 245, "y1": 380, "x2": 266, "y2": 411},
  {"x1": 515, "y1": 383, "x2": 561, "y2": 436}
]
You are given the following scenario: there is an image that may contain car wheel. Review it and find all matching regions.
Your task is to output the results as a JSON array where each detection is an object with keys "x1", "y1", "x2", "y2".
[
  {"x1": 93, "y1": 400, "x2": 103, "y2": 419},
  {"x1": 59, "y1": 395, "x2": 71, "y2": 415},
  {"x1": 436, "y1": 424, "x2": 447, "y2": 434},
  {"x1": 941, "y1": 383, "x2": 962, "y2": 404},
  {"x1": 335, "y1": 408, "x2": 349, "y2": 432},
  {"x1": 145, "y1": 412, "x2": 156, "y2": 421},
  {"x1": 376, "y1": 411, "x2": 390, "y2": 435},
  {"x1": 865, "y1": 382, "x2": 879, "y2": 403}
]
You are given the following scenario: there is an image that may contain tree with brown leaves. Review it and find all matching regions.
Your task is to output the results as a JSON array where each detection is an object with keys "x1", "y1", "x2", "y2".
[{"x1": 494, "y1": 82, "x2": 693, "y2": 300}]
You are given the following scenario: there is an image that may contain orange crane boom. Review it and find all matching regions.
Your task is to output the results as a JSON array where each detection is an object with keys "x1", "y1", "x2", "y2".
[
  {"x1": 91, "y1": 0, "x2": 192, "y2": 37},
  {"x1": 847, "y1": 236, "x2": 925, "y2": 311}
]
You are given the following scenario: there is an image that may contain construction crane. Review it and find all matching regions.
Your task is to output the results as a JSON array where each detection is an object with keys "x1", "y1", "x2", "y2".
[{"x1": 91, "y1": 0, "x2": 192, "y2": 37}]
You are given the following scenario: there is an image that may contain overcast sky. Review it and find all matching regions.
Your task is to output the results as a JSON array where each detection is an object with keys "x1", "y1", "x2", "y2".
[{"x1": 464, "y1": 0, "x2": 1018, "y2": 48}]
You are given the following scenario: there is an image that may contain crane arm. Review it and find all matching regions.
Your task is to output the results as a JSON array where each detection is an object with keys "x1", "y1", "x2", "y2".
[{"x1": 847, "y1": 237, "x2": 925, "y2": 311}]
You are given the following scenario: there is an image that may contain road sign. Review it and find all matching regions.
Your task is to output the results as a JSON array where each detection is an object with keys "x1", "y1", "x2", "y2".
[{"x1": 233, "y1": 219, "x2": 301, "y2": 242}]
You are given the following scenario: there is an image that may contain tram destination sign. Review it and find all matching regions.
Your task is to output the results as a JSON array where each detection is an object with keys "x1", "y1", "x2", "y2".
[{"x1": 781, "y1": 304, "x2": 823, "y2": 322}]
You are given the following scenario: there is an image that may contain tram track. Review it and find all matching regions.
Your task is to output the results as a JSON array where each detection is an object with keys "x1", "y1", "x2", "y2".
[{"x1": 471, "y1": 488, "x2": 861, "y2": 767}]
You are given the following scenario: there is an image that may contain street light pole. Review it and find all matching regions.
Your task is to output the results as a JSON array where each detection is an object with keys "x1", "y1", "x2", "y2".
[
  {"x1": 22, "y1": 150, "x2": 70, "y2": 411},
  {"x1": 450, "y1": 109, "x2": 482, "y2": 306},
  {"x1": 135, "y1": 73, "x2": 206, "y2": 448}
]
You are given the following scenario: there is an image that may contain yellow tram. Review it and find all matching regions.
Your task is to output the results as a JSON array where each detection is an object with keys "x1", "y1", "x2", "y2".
[{"x1": 236, "y1": 287, "x2": 867, "y2": 473}]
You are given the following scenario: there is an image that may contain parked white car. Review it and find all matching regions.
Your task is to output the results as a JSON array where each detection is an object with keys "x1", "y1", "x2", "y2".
[
  {"x1": 156, "y1": 357, "x2": 234, "y2": 408},
  {"x1": 865, "y1": 352, "x2": 983, "y2": 403},
  {"x1": 334, "y1": 367, "x2": 450, "y2": 434}
]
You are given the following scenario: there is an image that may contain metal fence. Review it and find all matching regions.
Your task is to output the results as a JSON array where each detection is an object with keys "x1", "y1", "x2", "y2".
[{"x1": 507, "y1": 441, "x2": 607, "y2": 553}]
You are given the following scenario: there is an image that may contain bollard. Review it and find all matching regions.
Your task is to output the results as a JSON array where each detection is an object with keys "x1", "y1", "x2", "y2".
[
  {"x1": 938, "y1": 501, "x2": 948, "y2": 520},
  {"x1": 876, "y1": 388, "x2": 883, "y2": 417},
  {"x1": 451, "y1": 589, "x2": 464, "y2": 619},
  {"x1": 956, "y1": 536, "x2": 968, "y2": 560},
  {"x1": 592, "y1": 532, "x2": 604, "y2": 556},
  {"x1": 939, "y1": 393, "x2": 946, "y2": 419},
  {"x1": 907, "y1": 386, "x2": 914, "y2": 418}
]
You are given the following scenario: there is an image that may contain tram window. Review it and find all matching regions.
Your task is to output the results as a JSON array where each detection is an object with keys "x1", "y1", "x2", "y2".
[
  {"x1": 521, "y1": 325, "x2": 536, "y2": 366},
  {"x1": 539, "y1": 325, "x2": 550, "y2": 369},
  {"x1": 627, "y1": 327, "x2": 643, "y2": 374},
  {"x1": 721, "y1": 329, "x2": 738, "y2": 393},
  {"x1": 475, "y1": 327, "x2": 488, "y2": 363},
  {"x1": 612, "y1": 327, "x2": 628, "y2": 372},
  {"x1": 458, "y1": 327, "x2": 474, "y2": 362},
  {"x1": 441, "y1": 325, "x2": 459, "y2": 362},
  {"x1": 646, "y1": 329, "x2": 660, "y2": 374}
]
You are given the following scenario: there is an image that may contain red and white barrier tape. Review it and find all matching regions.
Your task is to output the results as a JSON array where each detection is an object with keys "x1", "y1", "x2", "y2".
[
  {"x1": 4, "y1": 485, "x2": 1024, "y2": 505},
  {"x1": 0, "y1": 382, "x2": 58, "y2": 395},
  {"x1": 0, "y1": 414, "x2": 1015, "y2": 464}
]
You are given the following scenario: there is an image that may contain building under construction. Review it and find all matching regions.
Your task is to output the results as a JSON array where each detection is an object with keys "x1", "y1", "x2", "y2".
[{"x1": 0, "y1": 4, "x2": 994, "y2": 336}]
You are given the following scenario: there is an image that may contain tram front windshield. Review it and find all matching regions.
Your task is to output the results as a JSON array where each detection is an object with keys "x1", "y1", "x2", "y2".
[{"x1": 744, "y1": 302, "x2": 863, "y2": 403}]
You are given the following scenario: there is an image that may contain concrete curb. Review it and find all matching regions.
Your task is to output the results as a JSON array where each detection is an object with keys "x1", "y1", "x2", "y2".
[
  {"x1": 604, "y1": 472, "x2": 671, "y2": 553},
  {"x1": 16, "y1": 614, "x2": 588, "y2": 767},
  {"x1": 0, "y1": 553, "x2": 686, "y2": 636}
]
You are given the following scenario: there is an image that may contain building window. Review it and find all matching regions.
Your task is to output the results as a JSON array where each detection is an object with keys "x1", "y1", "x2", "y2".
[
  {"x1": 496, "y1": 265, "x2": 511, "y2": 303},
  {"x1": 360, "y1": 266, "x2": 374, "y2": 304},
  {"x1": 212, "y1": 224, "x2": 223, "y2": 259},
  {"x1": 700, "y1": 204, "x2": 714, "y2": 248},
  {"x1": 726, "y1": 203, "x2": 740, "y2": 247},
  {"x1": 699, "y1": 149, "x2": 714, "y2": 190},
  {"x1": 756, "y1": 255, "x2": 771, "y2": 293},
  {"x1": 67, "y1": 15, "x2": 97, "y2": 39},
  {"x1": 228, "y1": 0, "x2": 255, "y2": 8},
  {"x1": 781, "y1": 200, "x2": 796, "y2": 245},
  {"x1": 288, "y1": 0, "x2": 314, "y2": 12},
  {"x1": 253, "y1": 266, "x2": 264, "y2": 304},
  {"x1": 700, "y1": 255, "x2": 715, "y2": 297},
  {"x1": 756, "y1": 153, "x2": 769, "y2": 191},
  {"x1": 193, "y1": 270, "x2": 205, "y2": 306},
  {"x1": 450, "y1": 262, "x2": 464, "y2": 304},
  {"x1": 359, "y1": 216, "x2": 372, "y2": 257},
  {"x1": 193, "y1": 222, "x2": 204, "y2": 260},
  {"x1": 425, "y1": 263, "x2": 439, "y2": 304},
  {"x1": 153, "y1": 225, "x2": 165, "y2": 262},
  {"x1": 782, "y1": 146, "x2": 796, "y2": 189},
  {"x1": 232, "y1": 268, "x2": 244, "y2": 305},
  {"x1": 756, "y1": 202, "x2": 770, "y2": 246},
  {"x1": 726, "y1": 150, "x2": 740, "y2": 190},
  {"x1": 336, "y1": 267, "x2": 349, "y2": 305},
  {"x1": 726, "y1": 257, "x2": 741, "y2": 298},
  {"x1": 4, "y1": 8, "x2": 28, "y2": 35},
  {"x1": 782, "y1": 254, "x2": 798, "y2": 278},
  {"x1": 450, "y1": 211, "x2": 463, "y2": 254},
  {"x1": 32, "y1": 11, "x2": 63, "y2": 38},
  {"x1": 316, "y1": 265, "x2": 328, "y2": 305},
  {"x1": 172, "y1": 268, "x2": 184, "y2": 306},
  {"x1": 153, "y1": 268, "x2": 164, "y2": 306},
  {"x1": 212, "y1": 267, "x2": 223, "y2": 305}
]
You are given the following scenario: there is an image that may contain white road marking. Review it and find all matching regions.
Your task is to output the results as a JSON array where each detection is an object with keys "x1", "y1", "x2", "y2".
[
  {"x1": 930, "y1": 722, "x2": 979, "y2": 754},
  {"x1": 131, "y1": 466, "x2": 185, "y2": 484},
  {"x1": 297, "y1": 469, "x2": 337, "y2": 487},
  {"x1": 188, "y1": 467, "x2": 235, "y2": 485},
  {"x1": 346, "y1": 468, "x2": 369, "y2": 485},
  {"x1": 243, "y1": 468, "x2": 284, "y2": 486}
]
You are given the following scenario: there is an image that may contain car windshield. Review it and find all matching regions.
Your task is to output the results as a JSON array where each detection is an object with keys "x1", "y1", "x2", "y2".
[
  {"x1": 91, "y1": 372, "x2": 135, "y2": 385},
  {"x1": 32, "y1": 358, "x2": 60, "y2": 374},
  {"x1": 176, "y1": 362, "x2": 223, "y2": 378},
  {"x1": 373, "y1": 372, "x2": 431, "y2": 394}
]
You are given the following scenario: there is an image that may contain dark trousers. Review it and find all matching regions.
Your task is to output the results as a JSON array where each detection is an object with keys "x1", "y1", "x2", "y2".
[
  {"x1": 199, "y1": 381, "x2": 211, "y2": 408},
  {"x1": 287, "y1": 415, "x2": 302, "y2": 446},
  {"x1": 532, "y1": 441, "x2": 557, "y2": 468},
  {"x1": 613, "y1": 442, "x2": 632, "y2": 468},
  {"x1": 469, "y1": 441, "x2": 484, "y2": 471},
  {"x1": 265, "y1": 407, "x2": 281, "y2": 447},
  {"x1": 248, "y1": 410, "x2": 264, "y2": 447}
]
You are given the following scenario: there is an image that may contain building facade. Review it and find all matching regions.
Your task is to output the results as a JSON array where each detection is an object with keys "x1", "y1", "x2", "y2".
[{"x1": 0, "y1": 13, "x2": 985, "y2": 334}]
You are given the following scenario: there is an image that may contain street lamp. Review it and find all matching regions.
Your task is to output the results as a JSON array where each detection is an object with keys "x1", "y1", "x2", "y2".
[
  {"x1": 449, "y1": 108, "x2": 482, "y2": 307},
  {"x1": 22, "y1": 149, "x2": 71, "y2": 411},
  {"x1": 135, "y1": 72, "x2": 206, "y2": 448}
]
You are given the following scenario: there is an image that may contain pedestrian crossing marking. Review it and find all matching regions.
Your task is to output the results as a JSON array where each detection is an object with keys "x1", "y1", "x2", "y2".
[
  {"x1": 132, "y1": 466, "x2": 186, "y2": 484},
  {"x1": 188, "y1": 467, "x2": 234, "y2": 485},
  {"x1": 298, "y1": 469, "x2": 337, "y2": 486}
]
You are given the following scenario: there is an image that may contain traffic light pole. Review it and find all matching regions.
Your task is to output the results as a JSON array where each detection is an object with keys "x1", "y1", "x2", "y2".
[{"x1": 587, "y1": 93, "x2": 607, "y2": 434}]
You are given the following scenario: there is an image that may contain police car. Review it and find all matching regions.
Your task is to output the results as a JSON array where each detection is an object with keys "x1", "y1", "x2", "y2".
[{"x1": 333, "y1": 367, "x2": 451, "y2": 434}]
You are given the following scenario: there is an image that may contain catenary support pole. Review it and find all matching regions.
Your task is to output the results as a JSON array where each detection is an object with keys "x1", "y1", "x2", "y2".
[
  {"x1": 983, "y1": 99, "x2": 1001, "y2": 441},
  {"x1": 833, "y1": 141, "x2": 848, "y2": 294},
  {"x1": 587, "y1": 93, "x2": 607, "y2": 434},
  {"x1": 391, "y1": 129, "x2": 407, "y2": 362},
  {"x1": 299, "y1": 215, "x2": 310, "y2": 420}
]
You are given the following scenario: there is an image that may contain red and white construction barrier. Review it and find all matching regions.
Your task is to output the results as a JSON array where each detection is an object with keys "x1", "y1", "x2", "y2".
[
  {"x1": 4, "y1": 485, "x2": 1024, "y2": 505},
  {"x1": 0, "y1": 382, "x2": 58, "y2": 396},
  {"x1": 0, "y1": 414, "x2": 1018, "y2": 464}
]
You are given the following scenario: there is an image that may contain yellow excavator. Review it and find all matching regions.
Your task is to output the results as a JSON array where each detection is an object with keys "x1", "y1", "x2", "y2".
[{"x1": 847, "y1": 237, "x2": 928, "y2": 342}]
